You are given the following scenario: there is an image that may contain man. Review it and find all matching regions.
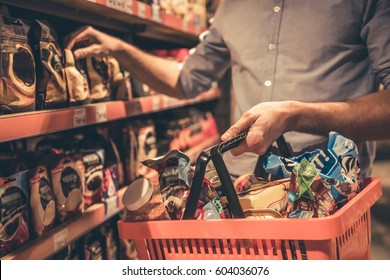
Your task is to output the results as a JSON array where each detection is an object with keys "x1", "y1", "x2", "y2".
[{"x1": 66, "y1": 0, "x2": 390, "y2": 178}]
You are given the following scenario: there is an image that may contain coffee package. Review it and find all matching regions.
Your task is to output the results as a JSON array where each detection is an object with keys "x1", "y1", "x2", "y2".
[
  {"x1": 29, "y1": 164, "x2": 56, "y2": 236},
  {"x1": 29, "y1": 20, "x2": 68, "y2": 109},
  {"x1": 86, "y1": 57, "x2": 110, "y2": 102},
  {"x1": 82, "y1": 149, "x2": 105, "y2": 208},
  {"x1": 0, "y1": 14, "x2": 35, "y2": 114},
  {"x1": 0, "y1": 170, "x2": 30, "y2": 257}
]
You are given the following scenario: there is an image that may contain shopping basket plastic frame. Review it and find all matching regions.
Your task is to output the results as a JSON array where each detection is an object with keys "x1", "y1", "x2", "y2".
[{"x1": 118, "y1": 134, "x2": 382, "y2": 260}]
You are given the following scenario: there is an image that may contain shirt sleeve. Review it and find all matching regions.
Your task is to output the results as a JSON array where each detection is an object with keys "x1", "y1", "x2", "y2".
[
  {"x1": 361, "y1": 0, "x2": 390, "y2": 89},
  {"x1": 179, "y1": 25, "x2": 231, "y2": 98}
]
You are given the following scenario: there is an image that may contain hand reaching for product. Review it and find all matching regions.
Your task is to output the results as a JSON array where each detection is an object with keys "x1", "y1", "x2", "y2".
[
  {"x1": 221, "y1": 101, "x2": 295, "y2": 156},
  {"x1": 64, "y1": 26, "x2": 124, "y2": 59}
]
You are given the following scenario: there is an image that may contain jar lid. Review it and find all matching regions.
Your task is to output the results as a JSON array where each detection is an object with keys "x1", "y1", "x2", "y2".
[{"x1": 122, "y1": 178, "x2": 154, "y2": 211}]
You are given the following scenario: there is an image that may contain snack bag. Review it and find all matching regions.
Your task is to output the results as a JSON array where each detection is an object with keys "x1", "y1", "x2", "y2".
[
  {"x1": 234, "y1": 174, "x2": 289, "y2": 215},
  {"x1": 288, "y1": 158, "x2": 337, "y2": 218},
  {"x1": 50, "y1": 155, "x2": 84, "y2": 222},
  {"x1": 30, "y1": 20, "x2": 68, "y2": 109},
  {"x1": 64, "y1": 49, "x2": 91, "y2": 105},
  {"x1": 0, "y1": 170, "x2": 30, "y2": 257},
  {"x1": 29, "y1": 164, "x2": 56, "y2": 236},
  {"x1": 0, "y1": 15, "x2": 35, "y2": 114},
  {"x1": 86, "y1": 57, "x2": 110, "y2": 102},
  {"x1": 264, "y1": 132, "x2": 362, "y2": 207},
  {"x1": 107, "y1": 56, "x2": 132, "y2": 101},
  {"x1": 82, "y1": 149, "x2": 105, "y2": 208},
  {"x1": 142, "y1": 150, "x2": 191, "y2": 220}
]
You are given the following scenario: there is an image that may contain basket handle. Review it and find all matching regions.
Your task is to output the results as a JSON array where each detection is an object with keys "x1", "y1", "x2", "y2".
[{"x1": 183, "y1": 133, "x2": 247, "y2": 219}]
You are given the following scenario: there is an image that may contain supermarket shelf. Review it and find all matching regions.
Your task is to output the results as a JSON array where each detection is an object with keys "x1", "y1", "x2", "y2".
[
  {"x1": 0, "y1": 0, "x2": 202, "y2": 46},
  {"x1": 1, "y1": 187, "x2": 126, "y2": 260},
  {"x1": 1, "y1": 135, "x2": 219, "y2": 260},
  {"x1": 0, "y1": 88, "x2": 221, "y2": 143}
]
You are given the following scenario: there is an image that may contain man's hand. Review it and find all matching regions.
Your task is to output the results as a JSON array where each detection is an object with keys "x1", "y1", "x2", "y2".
[
  {"x1": 221, "y1": 101, "x2": 296, "y2": 156},
  {"x1": 64, "y1": 26, "x2": 124, "y2": 59}
]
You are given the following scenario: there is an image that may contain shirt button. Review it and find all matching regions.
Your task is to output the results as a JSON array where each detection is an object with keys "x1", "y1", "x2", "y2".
[
  {"x1": 268, "y1": 43, "x2": 276, "y2": 50},
  {"x1": 274, "y1": 6, "x2": 281, "y2": 12},
  {"x1": 264, "y1": 80, "x2": 272, "y2": 87}
]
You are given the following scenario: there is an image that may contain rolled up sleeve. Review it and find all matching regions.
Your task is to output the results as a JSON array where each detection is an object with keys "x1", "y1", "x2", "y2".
[{"x1": 179, "y1": 25, "x2": 231, "y2": 98}]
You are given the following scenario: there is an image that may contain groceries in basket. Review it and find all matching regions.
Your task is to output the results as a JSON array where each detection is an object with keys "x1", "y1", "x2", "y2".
[
  {"x1": 264, "y1": 131, "x2": 362, "y2": 210},
  {"x1": 122, "y1": 177, "x2": 170, "y2": 222},
  {"x1": 142, "y1": 150, "x2": 192, "y2": 220}
]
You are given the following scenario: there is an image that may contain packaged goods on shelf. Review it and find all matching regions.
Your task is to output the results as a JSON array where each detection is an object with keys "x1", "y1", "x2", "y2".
[
  {"x1": 49, "y1": 154, "x2": 85, "y2": 222},
  {"x1": 86, "y1": 57, "x2": 111, "y2": 103},
  {"x1": 82, "y1": 229, "x2": 106, "y2": 260},
  {"x1": 123, "y1": 120, "x2": 157, "y2": 183},
  {"x1": 64, "y1": 49, "x2": 91, "y2": 106},
  {"x1": 29, "y1": 164, "x2": 56, "y2": 236},
  {"x1": 29, "y1": 20, "x2": 68, "y2": 110},
  {"x1": 0, "y1": 170, "x2": 30, "y2": 257},
  {"x1": 107, "y1": 56, "x2": 132, "y2": 101},
  {"x1": 0, "y1": 14, "x2": 36, "y2": 114},
  {"x1": 99, "y1": 221, "x2": 119, "y2": 260},
  {"x1": 81, "y1": 149, "x2": 105, "y2": 208}
]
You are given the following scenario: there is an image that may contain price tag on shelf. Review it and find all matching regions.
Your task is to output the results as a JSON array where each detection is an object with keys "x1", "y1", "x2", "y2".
[
  {"x1": 151, "y1": 3, "x2": 161, "y2": 22},
  {"x1": 182, "y1": 19, "x2": 189, "y2": 32},
  {"x1": 74, "y1": 108, "x2": 87, "y2": 127},
  {"x1": 138, "y1": 1, "x2": 146, "y2": 18},
  {"x1": 152, "y1": 96, "x2": 160, "y2": 111},
  {"x1": 105, "y1": 196, "x2": 119, "y2": 217},
  {"x1": 106, "y1": 0, "x2": 124, "y2": 10},
  {"x1": 96, "y1": 104, "x2": 107, "y2": 123},
  {"x1": 53, "y1": 228, "x2": 68, "y2": 252}
]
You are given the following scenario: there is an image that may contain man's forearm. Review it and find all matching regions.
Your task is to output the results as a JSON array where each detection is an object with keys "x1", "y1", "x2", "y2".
[
  {"x1": 112, "y1": 41, "x2": 186, "y2": 99},
  {"x1": 292, "y1": 89, "x2": 390, "y2": 140}
]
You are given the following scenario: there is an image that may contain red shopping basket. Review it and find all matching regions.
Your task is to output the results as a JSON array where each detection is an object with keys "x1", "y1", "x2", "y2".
[{"x1": 118, "y1": 177, "x2": 382, "y2": 260}]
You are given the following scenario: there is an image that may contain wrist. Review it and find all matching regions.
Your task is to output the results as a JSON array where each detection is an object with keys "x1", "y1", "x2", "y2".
[{"x1": 283, "y1": 100, "x2": 303, "y2": 132}]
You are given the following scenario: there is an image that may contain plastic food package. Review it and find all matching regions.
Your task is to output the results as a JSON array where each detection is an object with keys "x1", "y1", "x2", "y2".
[
  {"x1": 29, "y1": 164, "x2": 56, "y2": 236},
  {"x1": 30, "y1": 20, "x2": 68, "y2": 109},
  {"x1": 50, "y1": 155, "x2": 84, "y2": 222},
  {"x1": 0, "y1": 14, "x2": 35, "y2": 114},
  {"x1": 264, "y1": 131, "x2": 362, "y2": 208},
  {"x1": 0, "y1": 170, "x2": 30, "y2": 257}
]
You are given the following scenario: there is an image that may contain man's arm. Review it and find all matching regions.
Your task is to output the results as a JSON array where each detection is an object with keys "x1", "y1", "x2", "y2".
[
  {"x1": 222, "y1": 89, "x2": 390, "y2": 156},
  {"x1": 65, "y1": 26, "x2": 185, "y2": 99}
]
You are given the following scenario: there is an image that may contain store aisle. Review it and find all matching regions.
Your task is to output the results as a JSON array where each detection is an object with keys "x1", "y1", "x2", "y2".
[{"x1": 370, "y1": 160, "x2": 390, "y2": 260}]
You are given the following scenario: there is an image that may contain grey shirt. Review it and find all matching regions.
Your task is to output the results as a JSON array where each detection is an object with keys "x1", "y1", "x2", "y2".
[{"x1": 180, "y1": 0, "x2": 390, "y2": 178}]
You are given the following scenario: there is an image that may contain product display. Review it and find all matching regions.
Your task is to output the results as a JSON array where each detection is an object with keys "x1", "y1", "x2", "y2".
[
  {"x1": 0, "y1": 170, "x2": 30, "y2": 257},
  {"x1": 29, "y1": 20, "x2": 68, "y2": 109},
  {"x1": 0, "y1": 14, "x2": 36, "y2": 114},
  {"x1": 29, "y1": 165, "x2": 56, "y2": 236}
]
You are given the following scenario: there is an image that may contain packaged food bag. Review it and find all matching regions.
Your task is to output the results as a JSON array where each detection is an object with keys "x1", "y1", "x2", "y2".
[
  {"x1": 0, "y1": 170, "x2": 30, "y2": 257},
  {"x1": 82, "y1": 149, "x2": 105, "y2": 208},
  {"x1": 0, "y1": 14, "x2": 35, "y2": 114},
  {"x1": 64, "y1": 49, "x2": 91, "y2": 106},
  {"x1": 29, "y1": 164, "x2": 56, "y2": 236},
  {"x1": 50, "y1": 154, "x2": 84, "y2": 222},
  {"x1": 265, "y1": 131, "x2": 362, "y2": 208},
  {"x1": 29, "y1": 20, "x2": 68, "y2": 109},
  {"x1": 86, "y1": 57, "x2": 110, "y2": 102}
]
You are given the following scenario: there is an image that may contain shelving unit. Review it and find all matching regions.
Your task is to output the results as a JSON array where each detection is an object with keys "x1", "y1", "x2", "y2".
[
  {"x1": 0, "y1": 88, "x2": 220, "y2": 143},
  {"x1": 1, "y1": 134, "x2": 220, "y2": 260},
  {"x1": 0, "y1": 0, "x2": 204, "y2": 46}
]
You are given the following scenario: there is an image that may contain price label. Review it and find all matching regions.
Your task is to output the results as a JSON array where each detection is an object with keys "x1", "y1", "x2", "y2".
[
  {"x1": 106, "y1": 0, "x2": 124, "y2": 10},
  {"x1": 53, "y1": 228, "x2": 68, "y2": 251},
  {"x1": 74, "y1": 108, "x2": 87, "y2": 127},
  {"x1": 151, "y1": 3, "x2": 160, "y2": 22},
  {"x1": 138, "y1": 2, "x2": 146, "y2": 18},
  {"x1": 96, "y1": 104, "x2": 107, "y2": 123},
  {"x1": 124, "y1": 0, "x2": 133, "y2": 14},
  {"x1": 105, "y1": 196, "x2": 119, "y2": 217},
  {"x1": 152, "y1": 96, "x2": 160, "y2": 111}
]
